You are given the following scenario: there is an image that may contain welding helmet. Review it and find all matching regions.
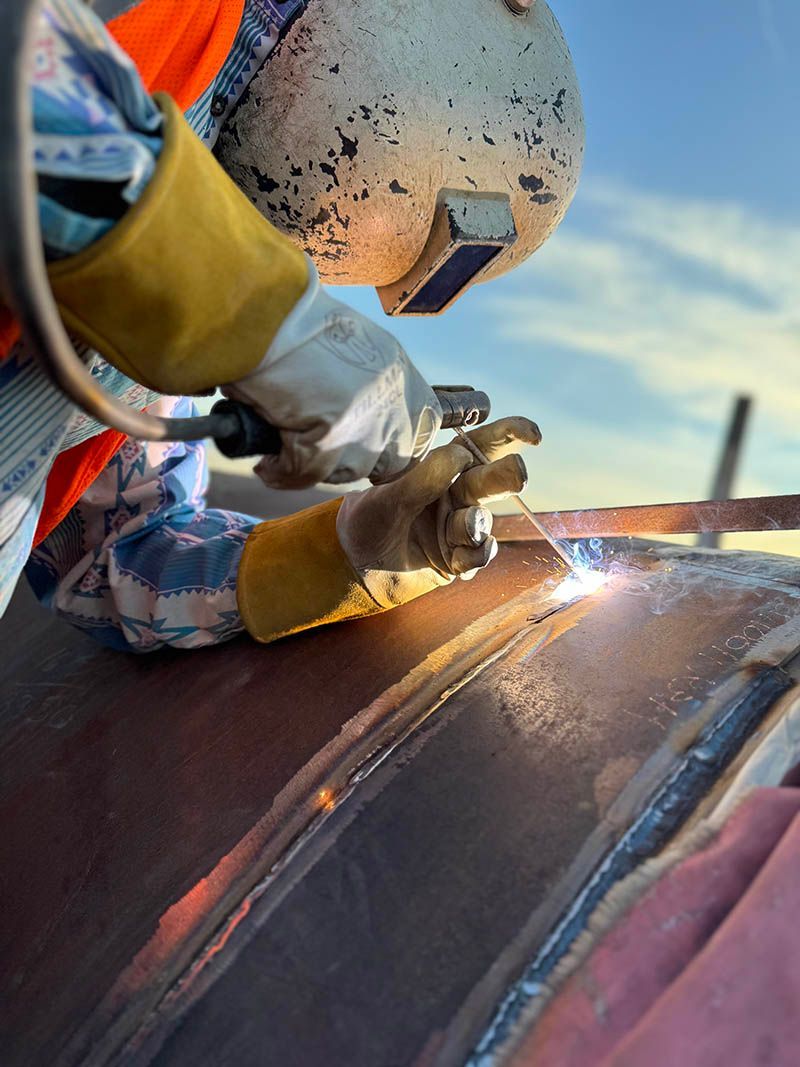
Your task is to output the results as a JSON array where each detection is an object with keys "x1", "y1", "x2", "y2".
[{"x1": 216, "y1": 0, "x2": 584, "y2": 316}]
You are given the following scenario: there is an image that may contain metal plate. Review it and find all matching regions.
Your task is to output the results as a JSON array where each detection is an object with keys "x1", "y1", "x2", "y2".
[
  {"x1": 2, "y1": 542, "x2": 800, "y2": 1066},
  {"x1": 0, "y1": 542, "x2": 557, "y2": 1066},
  {"x1": 137, "y1": 548, "x2": 800, "y2": 1066}
]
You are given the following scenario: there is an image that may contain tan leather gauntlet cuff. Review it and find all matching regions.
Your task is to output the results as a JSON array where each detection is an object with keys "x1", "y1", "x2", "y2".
[
  {"x1": 48, "y1": 93, "x2": 308, "y2": 395},
  {"x1": 237, "y1": 499, "x2": 386, "y2": 644}
]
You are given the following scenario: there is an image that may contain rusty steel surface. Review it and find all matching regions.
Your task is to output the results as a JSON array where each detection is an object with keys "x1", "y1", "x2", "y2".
[
  {"x1": 0, "y1": 542, "x2": 561, "y2": 1067},
  {"x1": 494, "y1": 493, "x2": 800, "y2": 542},
  {"x1": 2, "y1": 538, "x2": 800, "y2": 1067},
  {"x1": 133, "y1": 548, "x2": 800, "y2": 1067}
]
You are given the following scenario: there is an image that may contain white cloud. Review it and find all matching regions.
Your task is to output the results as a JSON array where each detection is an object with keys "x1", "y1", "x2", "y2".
[
  {"x1": 473, "y1": 176, "x2": 799, "y2": 556},
  {"x1": 488, "y1": 177, "x2": 800, "y2": 436}
]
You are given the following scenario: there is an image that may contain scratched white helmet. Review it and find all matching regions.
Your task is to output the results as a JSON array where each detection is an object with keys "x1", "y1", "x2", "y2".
[{"x1": 216, "y1": 0, "x2": 584, "y2": 315}]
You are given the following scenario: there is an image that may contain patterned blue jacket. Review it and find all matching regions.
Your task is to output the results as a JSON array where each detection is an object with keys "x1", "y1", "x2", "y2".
[{"x1": 1, "y1": 0, "x2": 303, "y2": 650}]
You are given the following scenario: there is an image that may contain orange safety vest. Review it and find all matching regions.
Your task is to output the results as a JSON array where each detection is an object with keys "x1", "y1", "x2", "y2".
[{"x1": 8, "y1": 0, "x2": 244, "y2": 546}]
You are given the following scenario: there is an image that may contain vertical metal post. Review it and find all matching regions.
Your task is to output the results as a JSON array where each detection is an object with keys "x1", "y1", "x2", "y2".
[{"x1": 699, "y1": 395, "x2": 753, "y2": 549}]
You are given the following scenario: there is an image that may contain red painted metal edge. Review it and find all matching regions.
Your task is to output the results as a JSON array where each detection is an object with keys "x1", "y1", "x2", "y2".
[{"x1": 494, "y1": 494, "x2": 800, "y2": 542}]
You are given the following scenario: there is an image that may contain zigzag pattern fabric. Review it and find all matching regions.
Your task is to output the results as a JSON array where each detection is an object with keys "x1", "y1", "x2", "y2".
[
  {"x1": 34, "y1": 0, "x2": 303, "y2": 257},
  {"x1": 33, "y1": 0, "x2": 165, "y2": 258},
  {"x1": 0, "y1": 342, "x2": 160, "y2": 619},
  {"x1": 26, "y1": 396, "x2": 257, "y2": 651},
  {"x1": 1, "y1": 0, "x2": 306, "y2": 637}
]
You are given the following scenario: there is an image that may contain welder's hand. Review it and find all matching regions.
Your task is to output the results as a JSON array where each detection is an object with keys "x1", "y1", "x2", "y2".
[
  {"x1": 223, "y1": 258, "x2": 442, "y2": 489},
  {"x1": 236, "y1": 416, "x2": 541, "y2": 644},
  {"x1": 336, "y1": 417, "x2": 542, "y2": 606}
]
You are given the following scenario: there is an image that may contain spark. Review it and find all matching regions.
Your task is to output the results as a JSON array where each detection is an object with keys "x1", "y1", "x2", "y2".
[{"x1": 549, "y1": 565, "x2": 608, "y2": 604}]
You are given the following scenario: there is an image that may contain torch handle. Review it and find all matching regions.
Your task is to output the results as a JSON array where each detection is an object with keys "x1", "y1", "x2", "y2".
[{"x1": 211, "y1": 387, "x2": 491, "y2": 459}]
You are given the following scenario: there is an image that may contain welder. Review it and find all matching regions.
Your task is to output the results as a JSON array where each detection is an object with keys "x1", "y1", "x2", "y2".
[{"x1": 0, "y1": 0, "x2": 583, "y2": 651}]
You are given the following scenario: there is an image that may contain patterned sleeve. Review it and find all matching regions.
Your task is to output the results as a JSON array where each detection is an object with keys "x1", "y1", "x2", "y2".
[
  {"x1": 33, "y1": 0, "x2": 164, "y2": 259},
  {"x1": 25, "y1": 397, "x2": 259, "y2": 652},
  {"x1": 33, "y1": 0, "x2": 304, "y2": 258}
]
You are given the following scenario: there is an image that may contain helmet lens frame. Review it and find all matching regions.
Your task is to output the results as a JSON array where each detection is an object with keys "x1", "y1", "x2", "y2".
[{"x1": 377, "y1": 190, "x2": 518, "y2": 317}]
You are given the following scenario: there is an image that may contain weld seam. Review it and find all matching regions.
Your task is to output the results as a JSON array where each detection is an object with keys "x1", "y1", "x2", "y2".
[{"x1": 469, "y1": 664, "x2": 793, "y2": 1065}]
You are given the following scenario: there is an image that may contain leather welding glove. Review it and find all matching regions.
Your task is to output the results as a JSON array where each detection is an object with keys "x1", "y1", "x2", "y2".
[
  {"x1": 222, "y1": 258, "x2": 442, "y2": 489},
  {"x1": 46, "y1": 93, "x2": 439, "y2": 486},
  {"x1": 237, "y1": 417, "x2": 541, "y2": 644}
]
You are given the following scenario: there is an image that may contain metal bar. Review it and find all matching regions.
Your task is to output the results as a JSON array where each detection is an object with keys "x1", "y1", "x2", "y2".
[
  {"x1": 493, "y1": 494, "x2": 800, "y2": 543},
  {"x1": 699, "y1": 394, "x2": 753, "y2": 549}
]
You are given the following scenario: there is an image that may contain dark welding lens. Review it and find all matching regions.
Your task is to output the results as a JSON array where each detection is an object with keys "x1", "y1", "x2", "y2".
[
  {"x1": 377, "y1": 190, "x2": 517, "y2": 317},
  {"x1": 402, "y1": 243, "x2": 504, "y2": 315}
]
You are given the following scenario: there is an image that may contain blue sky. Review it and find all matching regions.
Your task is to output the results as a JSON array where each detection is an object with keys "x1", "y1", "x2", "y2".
[{"x1": 337, "y1": 1, "x2": 800, "y2": 554}]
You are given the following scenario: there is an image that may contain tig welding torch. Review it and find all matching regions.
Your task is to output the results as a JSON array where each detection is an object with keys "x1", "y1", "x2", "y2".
[{"x1": 211, "y1": 386, "x2": 492, "y2": 458}]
